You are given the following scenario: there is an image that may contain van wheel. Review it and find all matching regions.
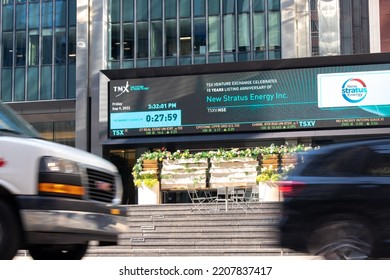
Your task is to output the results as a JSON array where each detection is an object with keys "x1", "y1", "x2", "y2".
[
  {"x1": 29, "y1": 243, "x2": 89, "y2": 260},
  {"x1": 0, "y1": 200, "x2": 21, "y2": 259},
  {"x1": 307, "y1": 218, "x2": 374, "y2": 260}
]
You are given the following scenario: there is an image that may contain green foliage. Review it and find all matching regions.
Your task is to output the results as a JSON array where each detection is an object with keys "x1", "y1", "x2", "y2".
[{"x1": 132, "y1": 144, "x2": 316, "y2": 188}]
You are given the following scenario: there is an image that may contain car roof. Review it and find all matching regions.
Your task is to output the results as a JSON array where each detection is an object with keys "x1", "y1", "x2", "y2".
[{"x1": 309, "y1": 137, "x2": 390, "y2": 154}]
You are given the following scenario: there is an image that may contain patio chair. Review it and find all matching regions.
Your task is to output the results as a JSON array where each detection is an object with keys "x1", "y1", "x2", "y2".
[
  {"x1": 187, "y1": 189, "x2": 209, "y2": 212},
  {"x1": 203, "y1": 189, "x2": 218, "y2": 203},
  {"x1": 213, "y1": 187, "x2": 235, "y2": 212},
  {"x1": 230, "y1": 188, "x2": 250, "y2": 212},
  {"x1": 245, "y1": 184, "x2": 266, "y2": 209}
]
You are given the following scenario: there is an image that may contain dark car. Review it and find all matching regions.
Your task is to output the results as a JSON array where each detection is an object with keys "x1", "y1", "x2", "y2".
[{"x1": 278, "y1": 138, "x2": 390, "y2": 260}]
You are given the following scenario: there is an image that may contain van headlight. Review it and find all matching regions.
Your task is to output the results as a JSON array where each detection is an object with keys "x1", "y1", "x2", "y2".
[{"x1": 38, "y1": 156, "x2": 85, "y2": 197}]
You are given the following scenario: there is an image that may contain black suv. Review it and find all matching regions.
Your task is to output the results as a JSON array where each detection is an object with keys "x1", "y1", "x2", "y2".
[{"x1": 278, "y1": 138, "x2": 390, "y2": 259}]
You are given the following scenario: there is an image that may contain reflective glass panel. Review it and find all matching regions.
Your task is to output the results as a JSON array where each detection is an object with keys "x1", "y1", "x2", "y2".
[
  {"x1": 237, "y1": 0, "x2": 249, "y2": 12},
  {"x1": 28, "y1": 30, "x2": 39, "y2": 65},
  {"x1": 238, "y1": 13, "x2": 250, "y2": 51},
  {"x1": 208, "y1": 0, "x2": 220, "y2": 15},
  {"x1": 165, "y1": 0, "x2": 177, "y2": 19},
  {"x1": 55, "y1": 28, "x2": 66, "y2": 64},
  {"x1": 109, "y1": 0, "x2": 120, "y2": 23},
  {"x1": 14, "y1": 67, "x2": 25, "y2": 101},
  {"x1": 68, "y1": 27, "x2": 76, "y2": 63},
  {"x1": 194, "y1": 18, "x2": 206, "y2": 55},
  {"x1": 2, "y1": 5, "x2": 13, "y2": 31},
  {"x1": 268, "y1": 12, "x2": 281, "y2": 49},
  {"x1": 28, "y1": 3, "x2": 39, "y2": 29},
  {"x1": 123, "y1": 23, "x2": 134, "y2": 59},
  {"x1": 254, "y1": 13, "x2": 265, "y2": 51},
  {"x1": 42, "y1": 2, "x2": 53, "y2": 28},
  {"x1": 109, "y1": 24, "x2": 120, "y2": 60},
  {"x1": 27, "y1": 66, "x2": 39, "y2": 100},
  {"x1": 2, "y1": 33, "x2": 13, "y2": 67},
  {"x1": 151, "y1": 21, "x2": 163, "y2": 57},
  {"x1": 180, "y1": 0, "x2": 190, "y2": 17},
  {"x1": 55, "y1": 0, "x2": 66, "y2": 27},
  {"x1": 180, "y1": 19, "x2": 191, "y2": 55},
  {"x1": 16, "y1": 4, "x2": 26, "y2": 30},
  {"x1": 54, "y1": 65, "x2": 66, "y2": 99},
  {"x1": 165, "y1": 19, "x2": 177, "y2": 56},
  {"x1": 223, "y1": 0, "x2": 234, "y2": 14},
  {"x1": 68, "y1": 0, "x2": 76, "y2": 26},
  {"x1": 208, "y1": 16, "x2": 220, "y2": 53},
  {"x1": 137, "y1": 22, "x2": 148, "y2": 58},
  {"x1": 151, "y1": 0, "x2": 162, "y2": 20},
  {"x1": 123, "y1": 0, "x2": 134, "y2": 22},
  {"x1": 223, "y1": 14, "x2": 235, "y2": 52},
  {"x1": 1, "y1": 69, "x2": 12, "y2": 101},
  {"x1": 42, "y1": 29, "x2": 53, "y2": 65},
  {"x1": 68, "y1": 64, "x2": 76, "y2": 98},
  {"x1": 194, "y1": 0, "x2": 205, "y2": 16},
  {"x1": 253, "y1": 0, "x2": 265, "y2": 12},
  {"x1": 41, "y1": 66, "x2": 52, "y2": 100},
  {"x1": 16, "y1": 31, "x2": 26, "y2": 66},
  {"x1": 136, "y1": 0, "x2": 148, "y2": 21}
]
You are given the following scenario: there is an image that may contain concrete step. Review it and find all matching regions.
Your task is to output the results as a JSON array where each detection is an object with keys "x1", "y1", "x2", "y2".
[
  {"x1": 84, "y1": 202, "x2": 289, "y2": 257},
  {"x1": 19, "y1": 202, "x2": 299, "y2": 258}
]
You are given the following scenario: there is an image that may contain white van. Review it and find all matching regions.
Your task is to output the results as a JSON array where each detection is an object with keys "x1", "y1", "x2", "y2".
[{"x1": 0, "y1": 101, "x2": 127, "y2": 259}]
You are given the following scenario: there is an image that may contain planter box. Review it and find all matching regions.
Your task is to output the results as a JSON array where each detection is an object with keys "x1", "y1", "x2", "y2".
[
  {"x1": 209, "y1": 158, "x2": 258, "y2": 188},
  {"x1": 258, "y1": 182, "x2": 282, "y2": 202},
  {"x1": 137, "y1": 183, "x2": 161, "y2": 204},
  {"x1": 142, "y1": 159, "x2": 159, "y2": 170},
  {"x1": 160, "y1": 159, "x2": 208, "y2": 190},
  {"x1": 281, "y1": 154, "x2": 298, "y2": 167},
  {"x1": 261, "y1": 154, "x2": 279, "y2": 168}
]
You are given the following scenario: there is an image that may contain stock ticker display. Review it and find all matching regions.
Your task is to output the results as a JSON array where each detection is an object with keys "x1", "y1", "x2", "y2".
[{"x1": 108, "y1": 63, "x2": 390, "y2": 138}]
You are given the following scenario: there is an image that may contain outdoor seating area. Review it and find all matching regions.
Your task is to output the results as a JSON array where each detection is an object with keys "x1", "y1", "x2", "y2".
[
  {"x1": 187, "y1": 185, "x2": 270, "y2": 213},
  {"x1": 133, "y1": 145, "x2": 312, "y2": 206}
]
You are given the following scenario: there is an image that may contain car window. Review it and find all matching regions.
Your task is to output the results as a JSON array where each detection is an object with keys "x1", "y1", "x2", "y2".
[
  {"x1": 0, "y1": 102, "x2": 41, "y2": 138},
  {"x1": 301, "y1": 146, "x2": 372, "y2": 177},
  {"x1": 366, "y1": 144, "x2": 390, "y2": 176}
]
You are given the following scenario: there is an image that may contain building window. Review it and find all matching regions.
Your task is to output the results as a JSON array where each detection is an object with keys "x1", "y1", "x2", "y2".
[
  {"x1": 1, "y1": 69, "x2": 12, "y2": 101},
  {"x1": 27, "y1": 66, "x2": 39, "y2": 100},
  {"x1": 268, "y1": 11, "x2": 281, "y2": 58},
  {"x1": 179, "y1": 19, "x2": 191, "y2": 56},
  {"x1": 32, "y1": 120, "x2": 76, "y2": 147},
  {"x1": 2, "y1": 4, "x2": 14, "y2": 31},
  {"x1": 194, "y1": 18, "x2": 206, "y2": 55},
  {"x1": 41, "y1": 66, "x2": 52, "y2": 100},
  {"x1": 2, "y1": 33, "x2": 13, "y2": 67},
  {"x1": 310, "y1": 0, "x2": 319, "y2": 56},
  {"x1": 123, "y1": 23, "x2": 134, "y2": 60},
  {"x1": 16, "y1": 31, "x2": 26, "y2": 66}
]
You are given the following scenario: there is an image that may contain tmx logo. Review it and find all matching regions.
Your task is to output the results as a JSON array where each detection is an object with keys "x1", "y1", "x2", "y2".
[{"x1": 113, "y1": 81, "x2": 130, "y2": 97}]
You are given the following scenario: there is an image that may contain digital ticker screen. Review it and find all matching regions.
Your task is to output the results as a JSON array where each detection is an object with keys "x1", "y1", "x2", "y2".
[{"x1": 108, "y1": 63, "x2": 390, "y2": 138}]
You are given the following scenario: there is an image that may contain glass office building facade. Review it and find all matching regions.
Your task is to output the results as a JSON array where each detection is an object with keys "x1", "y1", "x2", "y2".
[
  {"x1": 0, "y1": 0, "x2": 382, "y2": 150},
  {"x1": 1, "y1": 0, "x2": 76, "y2": 102},
  {"x1": 108, "y1": 0, "x2": 281, "y2": 69},
  {"x1": 1, "y1": 0, "x2": 76, "y2": 146}
]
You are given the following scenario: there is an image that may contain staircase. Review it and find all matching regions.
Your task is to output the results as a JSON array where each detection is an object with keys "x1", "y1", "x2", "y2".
[{"x1": 86, "y1": 202, "x2": 304, "y2": 257}]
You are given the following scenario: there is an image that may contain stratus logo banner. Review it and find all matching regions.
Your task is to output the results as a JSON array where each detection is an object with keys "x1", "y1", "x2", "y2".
[{"x1": 318, "y1": 70, "x2": 390, "y2": 108}]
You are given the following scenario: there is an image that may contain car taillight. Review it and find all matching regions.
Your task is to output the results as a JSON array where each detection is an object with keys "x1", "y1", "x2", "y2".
[{"x1": 277, "y1": 181, "x2": 306, "y2": 198}]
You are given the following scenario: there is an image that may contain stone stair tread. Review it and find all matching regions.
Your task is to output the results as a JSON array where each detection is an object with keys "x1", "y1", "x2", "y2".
[
  {"x1": 22, "y1": 202, "x2": 303, "y2": 258},
  {"x1": 85, "y1": 247, "x2": 302, "y2": 257},
  {"x1": 122, "y1": 224, "x2": 278, "y2": 233}
]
